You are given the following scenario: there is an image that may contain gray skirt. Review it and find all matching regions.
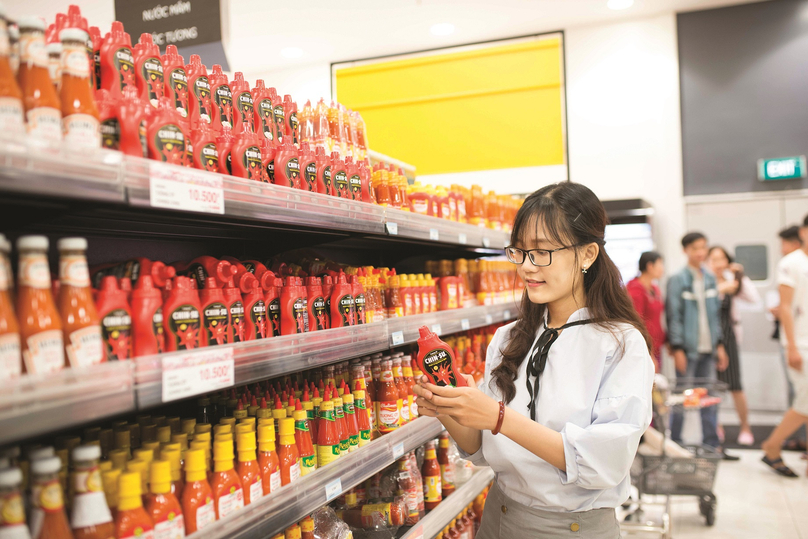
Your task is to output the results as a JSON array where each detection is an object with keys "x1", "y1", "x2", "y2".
[{"x1": 477, "y1": 481, "x2": 620, "y2": 538}]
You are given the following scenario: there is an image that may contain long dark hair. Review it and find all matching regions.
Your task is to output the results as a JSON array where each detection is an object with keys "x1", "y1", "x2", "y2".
[{"x1": 491, "y1": 182, "x2": 653, "y2": 404}]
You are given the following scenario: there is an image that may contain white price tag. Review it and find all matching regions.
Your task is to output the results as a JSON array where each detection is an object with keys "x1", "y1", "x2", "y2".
[
  {"x1": 386, "y1": 222, "x2": 398, "y2": 235},
  {"x1": 482, "y1": 237, "x2": 491, "y2": 248},
  {"x1": 461, "y1": 318, "x2": 470, "y2": 331},
  {"x1": 392, "y1": 442, "x2": 405, "y2": 460},
  {"x1": 162, "y1": 347, "x2": 234, "y2": 402},
  {"x1": 458, "y1": 233, "x2": 467, "y2": 245},
  {"x1": 485, "y1": 314, "x2": 493, "y2": 325},
  {"x1": 391, "y1": 331, "x2": 404, "y2": 346},
  {"x1": 503, "y1": 309, "x2": 511, "y2": 320},
  {"x1": 325, "y1": 478, "x2": 342, "y2": 502},
  {"x1": 429, "y1": 228, "x2": 439, "y2": 241},
  {"x1": 431, "y1": 324, "x2": 442, "y2": 336},
  {"x1": 149, "y1": 163, "x2": 224, "y2": 214}
]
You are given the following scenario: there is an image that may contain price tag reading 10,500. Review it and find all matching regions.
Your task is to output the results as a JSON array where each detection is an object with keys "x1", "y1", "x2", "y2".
[
  {"x1": 149, "y1": 162, "x2": 225, "y2": 215},
  {"x1": 162, "y1": 347, "x2": 234, "y2": 402}
]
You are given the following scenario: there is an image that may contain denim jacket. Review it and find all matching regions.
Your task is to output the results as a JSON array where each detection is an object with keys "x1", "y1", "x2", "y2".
[{"x1": 665, "y1": 266, "x2": 722, "y2": 358}]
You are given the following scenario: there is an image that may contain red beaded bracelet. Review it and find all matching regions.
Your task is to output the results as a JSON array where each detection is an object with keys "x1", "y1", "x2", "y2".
[{"x1": 492, "y1": 400, "x2": 505, "y2": 435}]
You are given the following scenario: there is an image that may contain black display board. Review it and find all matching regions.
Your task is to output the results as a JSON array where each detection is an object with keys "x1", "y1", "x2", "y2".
[
  {"x1": 114, "y1": 0, "x2": 221, "y2": 49},
  {"x1": 678, "y1": 0, "x2": 808, "y2": 196}
]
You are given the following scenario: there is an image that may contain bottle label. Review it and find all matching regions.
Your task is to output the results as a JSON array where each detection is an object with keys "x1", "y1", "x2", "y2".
[
  {"x1": 0, "y1": 491, "x2": 25, "y2": 526},
  {"x1": 217, "y1": 485, "x2": 244, "y2": 519},
  {"x1": 250, "y1": 299, "x2": 267, "y2": 339},
  {"x1": 71, "y1": 490, "x2": 112, "y2": 529},
  {"x1": 303, "y1": 161, "x2": 317, "y2": 192},
  {"x1": 348, "y1": 433, "x2": 359, "y2": 451},
  {"x1": 237, "y1": 92, "x2": 254, "y2": 131},
  {"x1": 154, "y1": 124, "x2": 185, "y2": 165},
  {"x1": 354, "y1": 294, "x2": 365, "y2": 324},
  {"x1": 400, "y1": 400, "x2": 410, "y2": 423},
  {"x1": 300, "y1": 455, "x2": 316, "y2": 475},
  {"x1": 196, "y1": 499, "x2": 215, "y2": 530},
  {"x1": 101, "y1": 117, "x2": 121, "y2": 150},
  {"x1": 0, "y1": 97, "x2": 25, "y2": 137},
  {"x1": 359, "y1": 429, "x2": 371, "y2": 446},
  {"x1": 230, "y1": 300, "x2": 245, "y2": 342},
  {"x1": 411, "y1": 199, "x2": 429, "y2": 215},
  {"x1": 337, "y1": 294, "x2": 354, "y2": 326},
  {"x1": 361, "y1": 503, "x2": 392, "y2": 525},
  {"x1": 248, "y1": 478, "x2": 263, "y2": 502},
  {"x1": 310, "y1": 296, "x2": 327, "y2": 330},
  {"x1": 317, "y1": 444, "x2": 340, "y2": 467},
  {"x1": 63, "y1": 114, "x2": 101, "y2": 149},
  {"x1": 243, "y1": 145, "x2": 263, "y2": 181},
  {"x1": 265, "y1": 158, "x2": 274, "y2": 183},
  {"x1": 214, "y1": 84, "x2": 232, "y2": 128},
  {"x1": 257, "y1": 99, "x2": 273, "y2": 140},
  {"x1": 58, "y1": 254, "x2": 90, "y2": 287},
  {"x1": 424, "y1": 475, "x2": 441, "y2": 503},
  {"x1": 284, "y1": 157, "x2": 300, "y2": 188},
  {"x1": 113, "y1": 47, "x2": 136, "y2": 90},
  {"x1": 289, "y1": 112, "x2": 299, "y2": 145},
  {"x1": 63, "y1": 47, "x2": 90, "y2": 78},
  {"x1": 101, "y1": 308, "x2": 132, "y2": 360},
  {"x1": 203, "y1": 301, "x2": 229, "y2": 346},
  {"x1": 34, "y1": 478, "x2": 64, "y2": 512},
  {"x1": 333, "y1": 170, "x2": 348, "y2": 197},
  {"x1": 0, "y1": 22, "x2": 9, "y2": 57},
  {"x1": 378, "y1": 401, "x2": 399, "y2": 432},
  {"x1": 0, "y1": 333, "x2": 21, "y2": 381},
  {"x1": 193, "y1": 76, "x2": 211, "y2": 122},
  {"x1": 154, "y1": 513, "x2": 184, "y2": 539},
  {"x1": 440, "y1": 463, "x2": 456, "y2": 487},
  {"x1": 422, "y1": 348, "x2": 461, "y2": 387},
  {"x1": 293, "y1": 298, "x2": 307, "y2": 333},
  {"x1": 26, "y1": 107, "x2": 62, "y2": 142},
  {"x1": 20, "y1": 33, "x2": 47, "y2": 67},
  {"x1": 270, "y1": 470, "x2": 281, "y2": 492},
  {"x1": 272, "y1": 105, "x2": 285, "y2": 143},
  {"x1": 397, "y1": 484, "x2": 420, "y2": 521},
  {"x1": 323, "y1": 166, "x2": 332, "y2": 193},
  {"x1": 94, "y1": 49, "x2": 101, "y2": 90},
  {"x1": 168, "y1": 68, "x2": 188, "y2": 117},
  {"x1": 349, "y1": 174, "x2": 361, "y2": 200},
  {"x1": 120, "y1": 531, "x2": 154, "y2": 539},
  {"x1": 169, "y1": 304, "x2": 200, "y2": 350},
  {"x1": 200, "y1": 142, "x2": 219, "y2": 172},
  {"x1": 23, "y1": 330, "x2": 64, "y2": 374},
  {"x1": 139, "y1": 119, "x2": 148, "y2": 157},
  {"x1": 152, "y1": 307, "x2": 165, "y2": 353},
  {"x1": 289, "y1": 461, "x2": 301, "y2": 483},
  {"x1": 66, "y1": 325, "x2": 104, "y2": 368},
  {"x1": 265, "y1": 297, "x2": 280, "y2": 337},
  {"x1": 142, "y1": 57, "x2": 164, "y2": 107}
]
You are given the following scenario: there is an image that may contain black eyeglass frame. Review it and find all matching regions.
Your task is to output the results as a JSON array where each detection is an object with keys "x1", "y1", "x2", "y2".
[{"x1": 504, "y1": 244, "x2": 580, "y2": 267}]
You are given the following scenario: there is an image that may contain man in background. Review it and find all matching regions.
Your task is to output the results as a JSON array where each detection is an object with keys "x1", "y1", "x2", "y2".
[{"x1": 667, "y1": 232, "x2": 737, "y2": 460}]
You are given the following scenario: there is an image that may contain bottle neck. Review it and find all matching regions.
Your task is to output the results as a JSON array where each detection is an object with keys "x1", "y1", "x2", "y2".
[
  {"x1": 118, "y1": 494, "x2": 142, "y2": 511},
  {"x1": 279, "y1": 434, "x2": 296, "y2": 446},
  {"x1": 238, "y1": 450, "x2": 256, "y2": 463},
  {"x1": 61, "y1": 40, "x2": 90, "y2": 79},
  {"x1": 186, "y1": 469, "x2": 206, "y2": 482},
  {"x1": 214, "y1": 459, "x2": 233, "y2": 473},
  {"x1": 258, "y1": 441, "x2": 276, "y2": 454}
]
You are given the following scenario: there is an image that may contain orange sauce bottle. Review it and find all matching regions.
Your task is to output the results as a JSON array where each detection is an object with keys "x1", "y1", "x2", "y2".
[
  {"x1": 115, "y1": 472, "x2": 153, "y2": 539},
  {"x1": 376, "y1": 359, "x2": 400, "y2": 434},
  {"x1": 0, "y1": 233, "x2": 20, "y2": 382},
  {"x1": 421, "y1": 441, "x2": 442, "y2": 510},
  {"x1": 30, "y1": 456, "x2": 73, "y2": 539},
  {"x1": 59, "y1": 28, "x2": 99, "y2": 148},
  {"x1": 277, "y1": 417, "x2": 300, "y2": 486},
  {"x1": 437, "y1": 432, "x2": 456, "y2": 498},
  {"x1": 293, "y1": 402, "x2": 316, "y2": 474},
  {"x1": 236, "y1": 431, "x2": 262, "y2": 506},
  {"x1": 57, "y1": 238, "x2": 103, "y2": 369},
  {"x1": 0, "y1": 10, "x2": 24, "y2": 136},
  {"x1": 145, "y1": 460, "x2": 183, "y2": 538},
  {"x1": 257, "y1": 423, "x2": 281, "y2": 495},
  {"x1": 315, "y1": 392, "x2": 340, "y2": 467},
  {"x1": 17, "y1": 236, "x2": 65, "y2": 374},
  {"x1": 17, "y1": 17, "x2": 62, "y2": 141},
  {"x1": 181, "y1": 449, "x2": 215, "y2": 534},
  {"x1": 70, "y1": 445, "x2": 115, "y2": 539},
  {"x1": 210, "y1": 439, "x2": 243, "y2": 519}
]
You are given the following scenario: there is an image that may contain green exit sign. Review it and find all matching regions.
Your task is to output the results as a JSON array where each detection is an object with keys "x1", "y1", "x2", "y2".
[{"x1": 758, "y1": 156, "x2": 806, "y2": 181}]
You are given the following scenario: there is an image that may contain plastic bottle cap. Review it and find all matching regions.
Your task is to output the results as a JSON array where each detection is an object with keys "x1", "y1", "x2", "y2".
[
  {"x1": 237, "y1": 432, "x2": 256, "y2": 452},
  {"x1": 162, "y1": 443, "x2": 181, "y2": 455},
  {"x1": 126, "y1": 459, "x2": 147, "y2": 481},
  {"x1": 108, "y1": 449, "x2": 128, "y2": 470},
  {"x1": 353, "y1": 390, "x2": 365, "y2": 400},
  {"x1": 157, "y1": 426, "x2": 172, "y2": 444},
  {"x1": 195, "y1": 431, "x2": 211, "y2": 444},
  {"x1": 16, "y1": 235, "x2": 48, "y2": 251},
  {"x1": 184, "y1": 449, "x2": 206, "y2": 472},
  {"x1": 149, "y1": 459, "x2": 172, "y2": 493},
  {"x1": 0, "y1": 467, "x2": 22, "y2": 487},
  {"x1": 257, "y1": 424, "x2": 275, "y2": 443},
  {"x1": 195, "y1": 423, "x2": 212, "y2": 434},
  {"x1": 17, "y1": 16, "x2": 46, "y2": 32},
  {"x1": 216, "y1": 433, "x2": 233, "y2": 443},
  {"x1": 220, "y1": 417, "x2": 236, "y2": 426},
  {"x1": 118, "y1": 471, "x2": 141, "y2": 497},
  {"x1": 141, "y1": 441, "x2": 160, "y2": 454},
  {"x1": 171, "y1": 433, "x2": 188, "y2": 449},
  {"x1": 213, "y1": 424, "x2": 231, "y2": 436},
  {"x1": 292, "y1": 409, "x2": 306, "y2": 421},
  {"x1": 213, "y1": 439, "x2": 234, "y2": 461},
  {"x1": 133, "y1": 448, "x2": 153, "y2": 464},
  {"x1": 28, "y1": 446, "x2": 56, "y2": 461},
  {"x1": 72, "y1": 444, "x2": 101, "y2": 462},
  {"x1": 30, "y1": 456, "x2": 61, "y2": 475},
  {"x1": 278, "y1": 417, "x2": 295, "y2": 436},
  {"x1": 59, "y1": 27, "x2": 87, "y2": 42},
  {"x1": 182, "y1": 418, "x2": 197, "y2": 434}
]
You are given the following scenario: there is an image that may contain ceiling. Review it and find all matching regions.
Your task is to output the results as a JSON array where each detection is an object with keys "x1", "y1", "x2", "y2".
[{"x1": 7, "y1": 0, "x2": 766, "y2": 74}]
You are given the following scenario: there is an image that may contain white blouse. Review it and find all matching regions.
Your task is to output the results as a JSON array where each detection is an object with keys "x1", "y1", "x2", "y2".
[{"x1": 463, "y1": 307, "x2": 654, "y2": 512}]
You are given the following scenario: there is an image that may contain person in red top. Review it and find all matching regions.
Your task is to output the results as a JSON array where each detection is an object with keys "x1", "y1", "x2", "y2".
[{"x1": 627, "y1": 251, "x2": 666, "y2": 372}]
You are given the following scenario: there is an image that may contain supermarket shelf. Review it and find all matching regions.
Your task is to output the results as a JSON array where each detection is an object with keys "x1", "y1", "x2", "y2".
[
  {"x1": 0, "y1": 137, "x2": 124, "y2": 203},
  {"x1": 187, "y1": 416, "x2": 445, "y2": 539},
  {"x1": 387, "y1": 301, "x2": 519, "y2": 348},
  {"x1": 0, "y1": 361, "x2": 135, "y2": 445},
  {"x1": 384, "y1": 207, "x2": 510, "y2": 250},
  {"x1": 400, "y1": 467, "x2": 495, "y2": 539},
  {"x1": 135, "y1": 322, "x2": 390, "y2": 409}
]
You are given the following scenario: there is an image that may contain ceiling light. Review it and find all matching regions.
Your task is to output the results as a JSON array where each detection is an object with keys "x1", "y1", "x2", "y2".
[
  {"x1": 281, "y1": 47, "x2": 304, "y2": 59},
  {"x1": 430, "y1": 23, "x2": 455, "y2": 36},
  {"x1": 607, "y1": 0, "x2": 634, "y2": 10}
]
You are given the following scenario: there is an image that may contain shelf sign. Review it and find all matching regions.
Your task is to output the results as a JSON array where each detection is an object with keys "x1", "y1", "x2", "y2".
[
  {"x1": 503, "y1": 310, "x2": 511, "y2": 320},
  {"x1": 431, "y1": 324, "x2": 442, "y2": 336},
  {"x1": 429, "y1": 228, "x2": 440, "y2": 241},
  {"x1": 162, "y1": 346, "x2": 234, "y2": 402},
  {"x1": 485, "y1": 314, "x2": 493, "y2": 325},
  {"x1": 458, "y1": 233, "x2": 467, "y2": 245},
  {"x1": 461, "y1": 318, "x2": 470, "y2": 331},
  {"x1": 392, "y1": 442, "x2": 405, "y2": 460},
  {"x1": 325, "y1": 478, "x2": 342, "y2": 502},
  {"x1": 758, "y1": 156, "x2": 806, "y2": 181},
  {"x1": 114, "y1": 0, "x2": 222, "y2": 49},
  {"x1": 386, "y1": 222, "x2": 398, "y2": 235},
  {"x1": 482, "y1": 237, "x2": 491, "y2": 248},
  {"x1": 149, "y1": 163, "x2": 224, "y2": 214},
  {"x1": 391, "y1": 331, "x2": 404, "y2": 346}
]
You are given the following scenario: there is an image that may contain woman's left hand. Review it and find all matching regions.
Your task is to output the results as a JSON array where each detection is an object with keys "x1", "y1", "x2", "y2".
[{"x1": 414, "y1": 374, "x2": 500, "y2": 431}]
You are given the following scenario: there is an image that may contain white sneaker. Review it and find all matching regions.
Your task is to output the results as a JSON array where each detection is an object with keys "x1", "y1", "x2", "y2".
[{"x1": 737, "y1": 431, "x2": 755, "y2": 446}]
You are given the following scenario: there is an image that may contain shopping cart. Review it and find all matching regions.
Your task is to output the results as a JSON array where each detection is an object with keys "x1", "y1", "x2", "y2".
[{"x1": 621, "y1": 377, "x2": 727, "y2": 538}]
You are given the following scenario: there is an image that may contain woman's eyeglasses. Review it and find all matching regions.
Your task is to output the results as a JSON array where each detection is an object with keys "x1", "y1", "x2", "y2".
[{"x1": 505, "y1": 245, "x2": 576, "y2": 267}]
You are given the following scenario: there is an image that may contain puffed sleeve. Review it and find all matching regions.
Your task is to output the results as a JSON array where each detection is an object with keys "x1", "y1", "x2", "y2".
[{"x1": 557, "y1": 328, "x2": 654, "y2": 489}]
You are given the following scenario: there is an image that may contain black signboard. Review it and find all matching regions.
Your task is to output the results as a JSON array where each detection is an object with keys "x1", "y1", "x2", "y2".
[{"x1": 114, "y1": 0, "x2": 221, "y2": 50}]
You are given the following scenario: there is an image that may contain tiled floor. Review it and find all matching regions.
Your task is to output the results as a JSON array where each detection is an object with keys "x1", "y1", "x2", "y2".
[{"x1": 621, "y1": 449, "x2": 808, "y2": 538}]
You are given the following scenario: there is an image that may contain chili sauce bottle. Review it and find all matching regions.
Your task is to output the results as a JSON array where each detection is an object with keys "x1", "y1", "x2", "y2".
[
  {"x1": 162, "y1": 276, "x2": 203, "y2": 351},
  {"x1": 184, "y1": 54, "x2": 210, "y2": 129},
  {"x1": 277, "y1": 418, "x2": 300, "y2": 486},
  {"x1": 256, "y1": 424, "x2": 281, "y2": 496},
  {"x1": 118, "y1": 85, "x2": 148, "y2": 157},
  {"x1": 161, "y1": 45, "x2": 187, "y2": 118},
  {"x1": 191, "y1": 122, "x2": 219, "y2": 172},
  {"x1": 200, "y1": 277, "x2": 230, "y2": 346},
  {"x1": 147, "y1": 97, "x2": 186, "y2": 165},
  {"x1": 208, "y1": 64, "x2": 232, "y2": 132},
  {"x1": 292, "y1": 403, "x2": 315, "y2": 476},
  {"x1": 115, "y1": 471, "x2": 154, "y2": 539},
  {"x1": 329, "y1": 273, "x2": 355, "y2": 328},
  {"x1": 145, "y1": 459, "x2": 184, "y2": 539},
  {"x1": 99, "y1": 21, "x2": 134, "y2": 99},
  {"x1": 230, "y1": 72, "x2": 253, "y2": 134},
  {"x1": 95, "y1": 276, "x2": 133, "y2": 361},
  {"x1": 181, "y1": 449, "x2": 214, "y2": 534},
  {"x1": 236, "y1": 431, "x2": 262, "y2": 506},
  {"x1": 416, "y1": 326, "x2": 467, "y2": 387},
  {"x1": 252, "y1": 79, "x2": 275, "y2": 143},
  {"x1": 133, "y1": 33, "x2": 163, "y2": 108}
]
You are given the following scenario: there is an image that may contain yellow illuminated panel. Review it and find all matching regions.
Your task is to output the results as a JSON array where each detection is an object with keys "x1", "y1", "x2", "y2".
[{"x1": 335, "y1": 37, "x2": 565, "y2": 175}]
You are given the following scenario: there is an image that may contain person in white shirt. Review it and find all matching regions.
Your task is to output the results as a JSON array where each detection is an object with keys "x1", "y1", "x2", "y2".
[
  {"x1": 414, "y1": 182, "x2": 654, "y2": 538},
  {"x1": 761, "y1": 213, "x2": 808, "y2": 477}
]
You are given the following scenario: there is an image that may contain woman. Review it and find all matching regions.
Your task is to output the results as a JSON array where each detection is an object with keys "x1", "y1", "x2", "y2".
[
  {"x1": 414, "y1": 182, "x2": 654, "y2": 538},
  {"x1": 707, "y1": 246, "x2": 761, "y2": 446},
  {"x1": 626, "y1": 252, "x2": 666, "y2": 372}
]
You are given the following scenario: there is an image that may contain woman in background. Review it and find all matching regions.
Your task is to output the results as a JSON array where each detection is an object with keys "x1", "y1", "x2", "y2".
[
  {"x1": 627, "y1": 252, "x2": 666, "y2": 373},
  {"x1": 707, "y1": 246, "x2": 761, "y2": 446}
]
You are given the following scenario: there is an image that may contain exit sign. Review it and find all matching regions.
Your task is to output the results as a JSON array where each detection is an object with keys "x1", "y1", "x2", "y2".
[{"x1": 757, "y1": 156, "x2": 806, "y2": 181}]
